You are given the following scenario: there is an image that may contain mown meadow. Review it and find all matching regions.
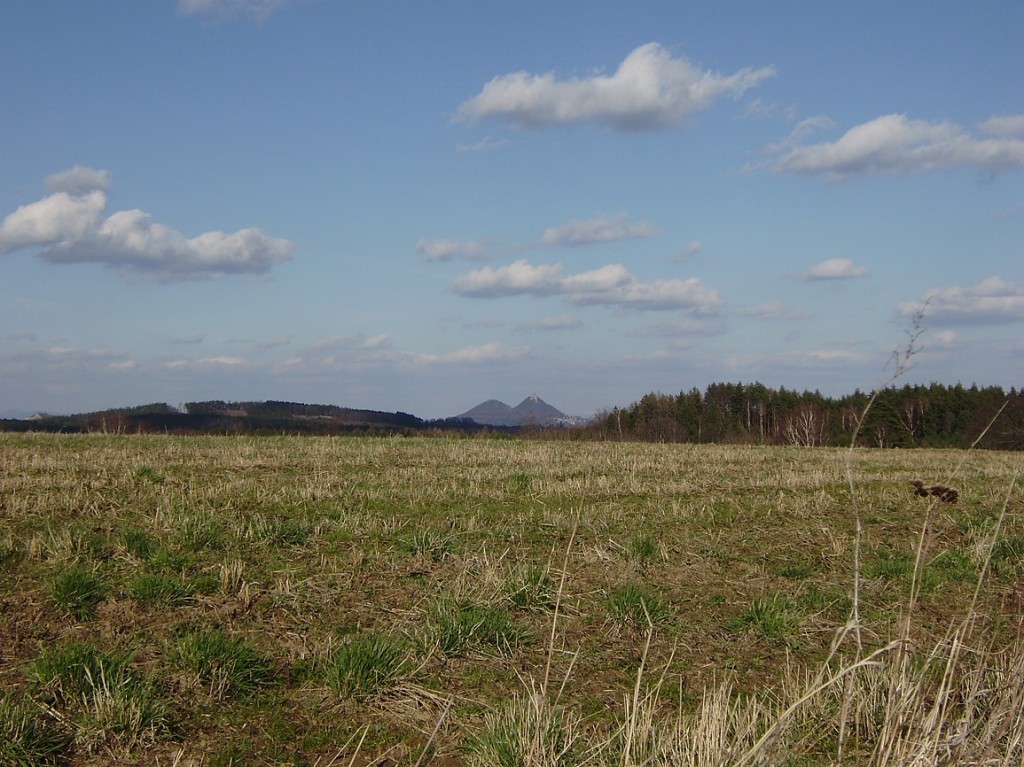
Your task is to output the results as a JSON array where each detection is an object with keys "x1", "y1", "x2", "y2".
[{"x1": 1, "y1": 432, "x2": 1021, "y2": 766}]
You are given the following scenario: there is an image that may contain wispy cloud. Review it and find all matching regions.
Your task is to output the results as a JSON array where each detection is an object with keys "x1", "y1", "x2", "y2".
[
  {"x1": 413, "y1": 342, "x2": 527, "y2": 365},
  {"x1": 177, "y1": 0, "x2": 290, "y2": 22},
  {"x1": 670, "y1": 240, "x2": 703, "y2": 262},
  {"x1": 451, "y1": 258, "x2": 722, "y2": 312},
  {"x1": 539, "y1": 212, "x2": 658, "y2": 247},
  {"x1": 456, "y1": 42, "x2": 774, "y2": 132},
  {"x1": 803, "y1": 258, "x2": 869, "y2": 281},
  {"x1": 416, "y1": 238, "x2": 491, "y2": 262},
  {"x1": 764, "y1": 113, "x2": 1024, "y2": 179},
  {"x1": 165, "y1": 356, "x2": 247, "y2": 370},
  {"x1": 0, "y1": 167, "x2": 294, "y2": 281},
  {"x1": 515, "y1": 314, "x2": 583, "y2": 333},
  {"x1": 455, "y1": 137, "x2": 512, "y2": 153},
  {"x1": 741, "y1": 302, "x2": 807, "y2": 320},
  {"x1": 900, "y1": 277, "x2": 1024, "y2": 325}
]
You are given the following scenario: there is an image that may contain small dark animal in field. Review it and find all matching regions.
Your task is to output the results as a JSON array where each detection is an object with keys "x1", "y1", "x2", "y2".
[{"x1": 910, "y1": 480, "x2": 959, "y2": 503}]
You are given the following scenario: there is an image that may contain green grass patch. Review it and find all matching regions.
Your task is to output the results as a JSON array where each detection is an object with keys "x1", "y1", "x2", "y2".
[
  {"x1": 126, "y1": 572, "x2": 195, "y2": 606},
  {"x1": 49, "y1": 565, "x2": 106, "y2": 620},
  {"x1": 425, "y1": 598, "x2": 530, "y2": 656},
  {"x1": 605, "y1": 582, "x2": 672, "y2": 630},
  {"x1": 170, "y1": 627, "x2": 274, "y2": 699},
  {"x1": 0, "y1": 692, "x2": 72, "y2": 766},
  {"x1": 324, "y1": 633, "x2": 411, "y2": 700},
  {"x1": 728, "y1": 592, "x2": 800, "y2": 641}
]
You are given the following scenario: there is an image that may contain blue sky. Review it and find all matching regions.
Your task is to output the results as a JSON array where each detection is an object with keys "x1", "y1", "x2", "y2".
[{"x1": 2, "y1": 1, "x2": 1022, "y2": 419}]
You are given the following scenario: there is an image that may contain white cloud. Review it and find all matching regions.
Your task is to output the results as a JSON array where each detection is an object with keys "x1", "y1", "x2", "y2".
[
  {"x1": 804, "y1": 258, "x2": 869, "y2": 280},
  {"x1": 417, "y1": 238, "x2": 490, "y2": 262},
  {"x1": 177, "y1": 0, "x2": 288, "y2": 22},
  {"x1": 45, "y1": 165, "x2": 111, "y2": 195},
  {"x1": 0, "y1": 190, "x2": 106, "y2": 253},
  {"x1": 540, "y1": 212, "x2": 658, "y2": 247},
  {"x1": 452, "y1": 259, "x2": 563, "y2": 297},
  {"x1": 456, "y1": 42, "x2": 774, "y2": 131},
  {"x1": 900, "y1": 277, "x2": 1024, "y2": 325},
  {"x1": 980, "y1": 115, "x2": 1024, "y2": 137},
  {"x1": 414, "y1": 342, "x2": 528, "y2": 365},
  {"x1": 451, "y1": 258, "x2": 722, "y2": 313},
  {"x1": 0, "y1": 168, "x2": 294, "y2": 281},
  {"x1": 767, "y1": 114, "x2": 1024, "y2": 179},
  {"x1": 165, "y1": 356, "x2": 247, "y2": 369}
]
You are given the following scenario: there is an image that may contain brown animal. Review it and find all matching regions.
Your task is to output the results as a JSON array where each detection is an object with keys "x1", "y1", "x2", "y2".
[{"x1": 910, "y1": 480, "x2": 958, "y2": 503}]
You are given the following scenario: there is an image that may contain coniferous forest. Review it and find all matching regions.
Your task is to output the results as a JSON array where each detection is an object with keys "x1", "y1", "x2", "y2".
[{"x1": 586, "y1": 382, "x2": 1023, "y2": 450}]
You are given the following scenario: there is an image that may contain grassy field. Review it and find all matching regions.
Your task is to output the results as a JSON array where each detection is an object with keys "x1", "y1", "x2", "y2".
[{"x1": 1, "y1": 432, "x2": 1021, "y2": 766}]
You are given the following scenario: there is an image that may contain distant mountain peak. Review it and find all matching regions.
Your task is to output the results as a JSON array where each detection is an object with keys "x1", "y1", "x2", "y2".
[{"x1": 457, "y1": 395, "x2": 568, "y2": 427}]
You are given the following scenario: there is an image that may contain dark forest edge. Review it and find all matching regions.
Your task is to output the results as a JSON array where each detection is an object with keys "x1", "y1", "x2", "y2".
[{"x1": 1, "y1": 383, "x2": 1022, "y2": 449}]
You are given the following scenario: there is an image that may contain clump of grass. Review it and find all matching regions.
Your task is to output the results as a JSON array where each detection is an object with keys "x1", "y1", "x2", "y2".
[
  {"x1": 0, "y1": 534, "x2": 24, "y2": 569},
  {"x1": 126, "y1": 573, "x2": 194, "y2": 606},
  {"x1": 508, "y1": 472, "x2": 533, "y2": 493},
  {"x1": 727, "y1": 592, "x2": 800, "y2": 641},
  {"x1": 30, "y1": 641, "x2": 171, "y2": 754},
  {"x1": 265, "y1": 517, "x2": 310, "y2": 547},
  {"x1": 605, "y1": 582, "x2": 671, "y2": 631},
  {"x1": 134, "y1": 465, "x2": 165, "y2": 485},
  {"x1": 928, "y1": 547, "x2": 976, "y2": 585},
  {"x1": 867, "y1": 548, "x2": 915, "y2": 582},
  {"x1": 119, "y1": 527, "x2": 154, "y2": 560},
  {"x1": 174, "y1": 512, "x2": 224, "y2": 553},
  {"x1": 324, "y1": 633, "x2": 411, "y2": 700},
  {"x1": 49, "y1": 565, "x2": 106, "y2": 620},
  {"x1": 464, "y1": 689, "x2": 581, "y2": 767},
  {"x1": 506, "y1": 563, "x2": 558, "y2": 612},
  {"x1": 398, "y1": 528, "x2": 453, "y2": 562},
  {"x1": 425, "y1": 598, "x2": 529, "y2": 656},
  {"x1": 627, "y1": 533, "x2": 661, "y2": 567},
  {"x1": 0, "y1": 693, "x2": 72, "y2": 766},
  {"x1": 170, "y1": 627, "x2": 274, "y2": 699}
]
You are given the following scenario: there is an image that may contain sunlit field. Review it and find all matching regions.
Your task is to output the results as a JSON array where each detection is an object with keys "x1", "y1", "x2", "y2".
[{"x1": 1, "y1": 433, "x2": 1021, "y2": 766}]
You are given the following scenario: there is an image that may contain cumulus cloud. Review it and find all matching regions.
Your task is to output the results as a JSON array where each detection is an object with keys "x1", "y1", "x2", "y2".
[
  {"x1": 539, "y1": 212, "x2": 658, "y2": 247},
  {"x1": 766, "y1": 113, "x2": 1024, "y2": 179},
  {"x1": 803, "y1": 258, "x2": 869, "y2": 280},
  {"x1": 451, "y1": 258, "x2": 722, "y2": 313},
  {"x1": 45, "y1": 165, "x2": 111, "y2": 195},
  {"x1": 456, "y1": 42, "x2": 774, "y2": 131},
  {"x1": 417, "y1": 238, "x2": 490, "y2": 262},
  {"x1": 177, "y1": 0, "x2": 288, "y2": 22},
  {"x1": 899, "y1": 277, "x2": 1024, "y2": 325},
  {"x1": 0, "y1": 168, "x2": 294, "y2": 281},
  {"x1": 453, "y1": 260, "x2": 564, "y2": 297},
  {"x1": 980, "y1": 115, "x2": 1024, "y2": 137}
]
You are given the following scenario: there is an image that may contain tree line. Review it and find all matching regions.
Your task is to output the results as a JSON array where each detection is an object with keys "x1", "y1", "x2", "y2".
[{"x1": 584, "y1": 382, "x2": 1023, "y2": 450}]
